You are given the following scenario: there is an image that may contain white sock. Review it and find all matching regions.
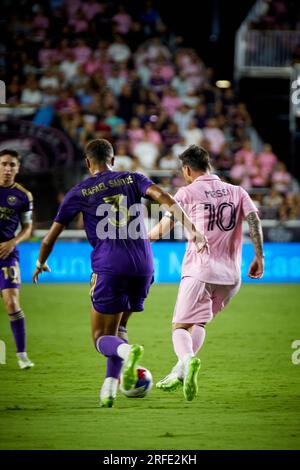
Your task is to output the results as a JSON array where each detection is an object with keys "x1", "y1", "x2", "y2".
[
  {"x1": 101, "y1": 377, "x2": 118, "y2": 397},
  {"x1": 17, "y1": 352, "x2": 28, "y2": 360},
  {"x1": 183, "y1": 353, "x2": 193, "y2": 366},
  {"x1": 172, "y1": 360, "x2": 184, "y2": 378},
  {"x1": 117, "y1": 343, "x2": 131, "y2": 360}
]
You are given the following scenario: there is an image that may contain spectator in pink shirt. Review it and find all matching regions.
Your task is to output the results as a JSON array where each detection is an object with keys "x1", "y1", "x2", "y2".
[
  {"x1": 38, "y1": 40, "x2": 56, "y2": 66},
  {"x1": 272, "y1": 162, "x2": 291, "y2": 194},
  {"x1": 161, "y1": 87, "x2": 183, "y2": 118},
  {"x1": 127, "y1": 118, "x2": 145, "y2": 154},
  {"x1": 155, "y1": 57, "x2": 175, "y2": 82},
  {"x1": 81, "y1": 0, "x2": 104, "y2": 21},
  {"x1": 73, "y1": 39, "x2": 91, "y2": 64},
  {"x1": 113, "y1": 6, "x2": 133, "y2": 35},
  {"x1": 257, "y1": 143, "x2": 278, "y2": 175},
  {"x1": 55, "y1": 39, "x2": 72, "y2": 62},
  {"x1": 203, "y1": 118, "x2": 225, "y2": 155},
  {"x1": 55, "y1": 89, "x2": 80, "y2": 116},
  {"x1": 161, "y1": 122, "x2": 181, "y2": 149},
  {"x1": 234, "y1": 139, "x2": 255, "y2": 167},
  {"x1": 84, "y1": 52, "x2": 101, "y2": 76},
  {"x1": 144, "y1": 121, "x2": 162, "y2": 147},
  {"x1": 65, "y1": 0, "x2": 82, "y2": 18},
  {"x1": 32, "y1": 8, "x2": 49, "y2": 30},
  {"x1": 250, "y1": 157, "x2": 269, "y2": 188},
  {"x1": 230, "y1": 157, "x2": 252, "y2": 190},
  {"x1": 69, "y1": 10, "x2": 88, "y2": 35}
]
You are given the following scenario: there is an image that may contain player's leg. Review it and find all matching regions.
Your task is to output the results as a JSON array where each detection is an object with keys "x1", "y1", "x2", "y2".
[
  {"x1": 172, "y1": 323, "x2": 201, "y2": 401},
  {"x1": 91, "y1": 308, "x2": 143, "y2": 406},
  {"x1": 1, "y1": 259, "x2": 34, "y2": 369},
  {"x1": 191, "y1": 323, "x2": 206, "y2": 355},
  {"x1": 156, "y1": 322, "x2": 206, "y2": 391},
  {"x1": 118, "y1": 311, "x2": 132, "y2": 342},
  {"x1": 211, "y1": 281, "x2": 241, "y2": 318},
  {"x1": 90, "y1": 273, "x2": 144, "y2": 407},
  {"x1": 157, "y1": 277, "x2": 212, "y2": 399},
  {"x1": 120, "y1": 274, "x2": 153, "y2": 350}
]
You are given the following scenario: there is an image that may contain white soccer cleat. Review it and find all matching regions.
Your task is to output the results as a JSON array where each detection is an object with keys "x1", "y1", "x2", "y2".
[
  {"x1": 99, "y1": 377, "x2": 118, "y2": 408},
  {"x1": 156, "y1": 372, "x2": 183, "y2": 391},
  {"x1": 17, "y1": 353, "x2": 35, "y2": 370},
  {"x1": 156, "y1": 361, "x2": 184, "y2": 391}
]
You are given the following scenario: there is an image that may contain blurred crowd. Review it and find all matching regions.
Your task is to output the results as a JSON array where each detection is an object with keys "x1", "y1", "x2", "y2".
[
  {"x1": 249, "y1": 0, "x2": 300, "y2": 31},
  {"x1": 1, "y1": 0, "x2": 300, "y2": 222}
]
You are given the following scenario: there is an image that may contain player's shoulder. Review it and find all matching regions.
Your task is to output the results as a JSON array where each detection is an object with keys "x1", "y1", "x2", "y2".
[
  {"x1": 174, "y1": 184, "x2": 190, "y2": 203},
  {"x1": 218, "y1": 180, "x2": 245, "y2": 194},
  {"x1": 13, "y1": 183, "x2": 33, "y2": 201}
]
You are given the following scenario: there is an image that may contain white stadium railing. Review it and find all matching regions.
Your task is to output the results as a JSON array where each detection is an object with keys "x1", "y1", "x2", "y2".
[
  {"x1": 234, "y1": 1, "x2": 300, "y2": 80},
  {"x1": 290, "y1": 64, "x2": 300, "y2": 132},
  {"x1": 34, "y1": 220, "x2": 300, "y2": 242}
]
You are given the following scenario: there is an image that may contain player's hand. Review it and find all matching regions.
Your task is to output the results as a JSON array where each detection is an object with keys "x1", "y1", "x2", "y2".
[
  {"x1": 0, "y1": 240, "x2": 16, "y2": 259},
  {"x1": 248, "y1": 256, "x2": 264, "y2": 279},
  {"x1": 192, "y1": 231, "x2": 209, "y2": 254},
  {"x1": 32, "y1": 264, "x2": 51, "y2": 284}
]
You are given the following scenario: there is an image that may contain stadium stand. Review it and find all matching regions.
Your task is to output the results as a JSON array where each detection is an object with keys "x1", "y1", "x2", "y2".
[{"x1": 1, "y1": 0, "x2": 299, "y2": 229}]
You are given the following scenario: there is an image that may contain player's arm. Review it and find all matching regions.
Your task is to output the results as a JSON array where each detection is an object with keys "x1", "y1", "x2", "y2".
[
  {"x1": 148, "y1": 213, "x2": 175, "y2": 241},
  {"x1": 32, "y1": 222, "x2": 65, "y2": 284},
  {"x1": 0, "y1": 219, "x2": 32, "y2": 259},
  {"x1": 146, "y1": 184, "x2": 208, "y2": 252},
  {"x1": 246, "y1": 211, "x2": 264, "y2": 279}
]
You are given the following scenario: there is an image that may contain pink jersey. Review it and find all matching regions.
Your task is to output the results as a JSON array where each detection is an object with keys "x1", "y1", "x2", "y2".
[{"x1": 174, "y1": 174, "x2": 258, "y2": 285}]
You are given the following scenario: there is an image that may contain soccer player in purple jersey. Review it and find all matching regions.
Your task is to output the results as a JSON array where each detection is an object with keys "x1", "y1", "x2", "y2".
[
  {"x1": 150, "y1": 145, "x2": 264, "y2": 401},
  {"x1": 0, "y1": 149, "x2": 34, "y2": 369},
  {"x1": 32, "y1": 139, "x2": 207, "y2": 407}
]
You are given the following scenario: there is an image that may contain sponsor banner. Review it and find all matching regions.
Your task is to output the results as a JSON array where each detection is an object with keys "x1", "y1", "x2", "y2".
[{"x1": 18, "y1": 241, "x2": 300, "y2": 283}]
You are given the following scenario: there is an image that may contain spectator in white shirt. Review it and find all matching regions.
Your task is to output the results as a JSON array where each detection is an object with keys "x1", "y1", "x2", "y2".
[
  {"x1": 183, "y1": 118, "x2": 203, "y2": 147},
  {"x1": 113, "y1": 144, "x2": 134, "y2": 171},
  {"x1": 173, "y1": 104, "x2": 194, "y2": 136},
  {"x1": 20, "y1": 80, "x2": 43, "y2": 116},
  {"x1": 134, "y1": 135, "x2": 160, "y2": 170},
  {"x1": 158, "y1": 151, "x2": 180, "y2": 170},
  {"x1": 39, "y1": 68, "x2": 59, "y2": 90},
  {"x1": 107, "y1": 35, "x2": 131, "y2": 64},
  {"x1": 59, "y1": 52, "x2": 79, "y2": 84}
]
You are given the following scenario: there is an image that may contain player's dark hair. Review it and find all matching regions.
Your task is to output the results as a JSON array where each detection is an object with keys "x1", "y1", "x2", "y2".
[
  {"x1": 179, "y1": 145, "x2": 211, "y2": 172},
  {"x1": 0, "y1": 149, "x2": 21, "y2": 161},
  {"x1": 85, "y1": 139, "x2": 114, "y2": 163}
]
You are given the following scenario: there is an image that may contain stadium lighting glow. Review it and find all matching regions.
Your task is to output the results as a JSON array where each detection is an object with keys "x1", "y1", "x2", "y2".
[{"x1": 216, "y1": 80, "x2": 231, "y2": 88}]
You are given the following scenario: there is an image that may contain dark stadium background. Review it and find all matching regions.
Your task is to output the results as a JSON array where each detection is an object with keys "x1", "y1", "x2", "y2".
[{"x1": 0, "y1": 0, "x2": 299, "y2": 452}]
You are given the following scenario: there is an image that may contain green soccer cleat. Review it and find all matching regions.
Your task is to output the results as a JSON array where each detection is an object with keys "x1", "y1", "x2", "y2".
[
  {"x1": 156, "y1": 373, "x2": 183, "y2": 391},
  {"x1": 121, "y1": 344, "x2": 144, "y2": 391},
  {"x1": 100, "y1": 397, "x2": 114, "y2": 408},
  {"x1": 183, "y1": 357, "x2": 201, "y2": 402}
]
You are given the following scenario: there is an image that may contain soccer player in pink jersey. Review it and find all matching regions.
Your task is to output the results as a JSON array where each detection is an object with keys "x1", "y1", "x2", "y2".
[{"x1": 149, "y1": 145, "x2": 264, "y2": 401}]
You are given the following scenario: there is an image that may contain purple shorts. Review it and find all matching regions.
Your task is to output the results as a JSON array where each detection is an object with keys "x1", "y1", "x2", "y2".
[
  {"x1": 90, "y1": 273, "x2": 154, "y2": 314},
  {"x1": 0, "y1": 254, "x2": 21, "y2": 290}
]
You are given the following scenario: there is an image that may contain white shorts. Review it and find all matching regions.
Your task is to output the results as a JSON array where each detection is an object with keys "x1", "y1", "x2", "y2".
[{"x1": 172, "y1": 276, "x2": 241, "y2": 325}]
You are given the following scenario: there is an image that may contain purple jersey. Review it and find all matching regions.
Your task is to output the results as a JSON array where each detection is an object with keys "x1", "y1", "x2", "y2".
[
  {"x1": 0, "y1": 183, "x2": 33, "y2": 259},
  {"x1": 55, "y1": 171, "x2": 154, "y2": 276}
]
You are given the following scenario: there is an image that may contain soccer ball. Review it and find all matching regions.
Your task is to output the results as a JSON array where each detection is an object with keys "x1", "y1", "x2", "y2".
[{"x1": 120, "y1": 366, "x2": 153, "y2": 398}]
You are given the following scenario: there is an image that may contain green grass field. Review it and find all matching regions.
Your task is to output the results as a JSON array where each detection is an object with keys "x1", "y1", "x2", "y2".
[{"x1": 0, "y1": 284, "x2": 299, "y2": 450}]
